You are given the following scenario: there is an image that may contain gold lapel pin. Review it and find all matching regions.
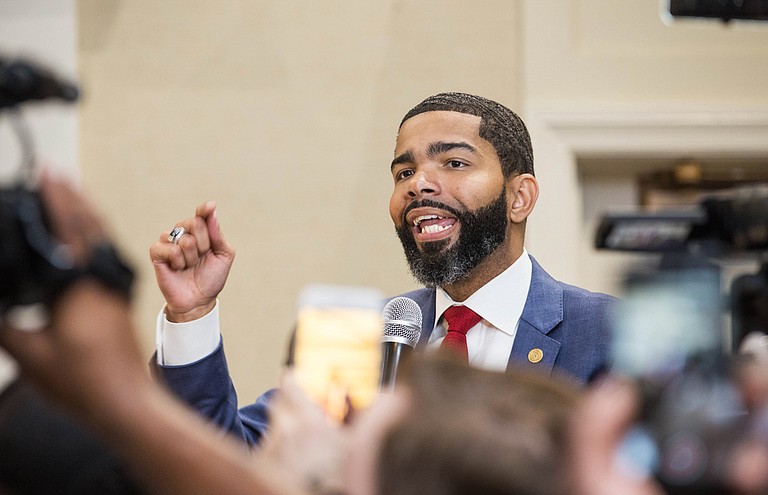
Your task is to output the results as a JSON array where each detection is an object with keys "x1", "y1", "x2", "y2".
[{"x1": 528, "y1": 348, "x2": 543, "y2": 364}]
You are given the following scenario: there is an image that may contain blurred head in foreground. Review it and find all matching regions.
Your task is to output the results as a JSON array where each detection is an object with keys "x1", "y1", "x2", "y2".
[{"x1": 345, "y1": 355, "x2": 579, "y2": 495}]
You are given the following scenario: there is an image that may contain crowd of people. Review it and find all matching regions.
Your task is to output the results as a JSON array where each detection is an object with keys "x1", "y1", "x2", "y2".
[{"x1": 1, "y1": 93, "x2": 768, "y2": 495}]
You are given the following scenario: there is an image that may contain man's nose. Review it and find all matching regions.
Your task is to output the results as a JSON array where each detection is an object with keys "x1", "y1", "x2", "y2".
[{"x1": 408, "y1": 170, "x2": 440, "y2": 197}]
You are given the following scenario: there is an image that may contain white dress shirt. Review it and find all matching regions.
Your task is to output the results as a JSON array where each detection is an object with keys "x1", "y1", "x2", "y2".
[
  {"x1": 428, "y1": 249, "x2": 532, "y2": 372},
  {"x1": 156, "y1": 301, "x2": 221, "y2": 365}
]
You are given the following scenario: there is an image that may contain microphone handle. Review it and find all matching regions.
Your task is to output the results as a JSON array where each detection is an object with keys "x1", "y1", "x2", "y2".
[{"x1": 380, "y1": 341, "x2": 414, "y2": 392}]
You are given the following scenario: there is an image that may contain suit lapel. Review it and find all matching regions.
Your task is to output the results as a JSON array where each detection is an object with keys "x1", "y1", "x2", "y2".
[
  {"x1": 403, "y1": 256, "x2": 564, "y2": 374},
  {"x1": 507, "y1": 256, "x2": 563, "y2": 376}
]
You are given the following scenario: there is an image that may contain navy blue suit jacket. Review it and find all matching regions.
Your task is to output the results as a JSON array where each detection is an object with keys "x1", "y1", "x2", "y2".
[{"x1": 155, "y1": 255, "x2": 616, "y2": 446}]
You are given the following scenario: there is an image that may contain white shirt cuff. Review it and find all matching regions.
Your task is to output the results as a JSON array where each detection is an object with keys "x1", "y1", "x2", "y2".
[{"x1": 156, "y1": 301, "x2": 221, "y2": 366}]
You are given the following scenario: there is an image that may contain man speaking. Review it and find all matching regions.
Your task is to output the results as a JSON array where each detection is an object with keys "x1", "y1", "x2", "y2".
[{"x1": 149, "y1": 92, "x2": 616, "y2": 445}]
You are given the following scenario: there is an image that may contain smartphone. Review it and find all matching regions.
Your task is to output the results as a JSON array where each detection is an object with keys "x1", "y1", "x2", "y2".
[{"x1": 292, "y1": 284, "x2": 383, "y2": 422}]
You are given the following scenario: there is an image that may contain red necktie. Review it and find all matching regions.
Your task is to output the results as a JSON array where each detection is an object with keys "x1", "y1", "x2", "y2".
[{"x1": 440, "y1": 305, "x2": 482, "y2": 363}]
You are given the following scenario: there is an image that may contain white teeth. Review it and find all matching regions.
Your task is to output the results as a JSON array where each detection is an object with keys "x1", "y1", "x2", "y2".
[
  {"x1": 423, "y1": 224, "x2": 450, "y2": 234},
  {"x1": 413, "y1": 214, "x2": 440, "y2": 227}
]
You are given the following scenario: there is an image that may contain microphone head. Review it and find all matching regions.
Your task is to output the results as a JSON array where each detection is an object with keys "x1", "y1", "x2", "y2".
[{"x1": 381, "y1": 296, "x2": 422, "y2": 347}]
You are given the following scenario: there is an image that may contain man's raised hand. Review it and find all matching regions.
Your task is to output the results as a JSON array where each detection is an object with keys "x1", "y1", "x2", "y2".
[{"x1": 149, "y1": 201, "x2": 235, "y2": 322}]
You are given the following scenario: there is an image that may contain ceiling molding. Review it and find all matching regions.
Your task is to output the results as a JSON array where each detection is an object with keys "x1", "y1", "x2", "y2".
[{"x1": 530, "y1": 109, "x2": 768, "y2": 158}]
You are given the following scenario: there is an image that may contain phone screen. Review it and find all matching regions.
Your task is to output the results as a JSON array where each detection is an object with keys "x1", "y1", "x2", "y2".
[{"x1": 293, "y1": 284, "x2": 383, "y2": 421}]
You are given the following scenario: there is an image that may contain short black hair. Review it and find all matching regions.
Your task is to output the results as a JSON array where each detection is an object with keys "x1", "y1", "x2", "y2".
[{"x1": 400, "y1": 92, "x2": 534, "y2": 178}]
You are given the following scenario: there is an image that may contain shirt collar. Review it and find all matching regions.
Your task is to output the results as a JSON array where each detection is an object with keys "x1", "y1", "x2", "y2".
[{"x1": 435, "y1": 249, "x2": 532, "y2": 337}]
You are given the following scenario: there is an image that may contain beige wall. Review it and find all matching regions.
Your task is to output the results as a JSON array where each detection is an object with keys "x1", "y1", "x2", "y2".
[
  {"x1": 525, "y1": 1, "x2": 768, "y2": 107},
  {"x1": 76, "y1": 0, "x2": 768, "y2": 400},
  {"x1": 76, "y1": 1, "x2": 522, "y2": 400}
]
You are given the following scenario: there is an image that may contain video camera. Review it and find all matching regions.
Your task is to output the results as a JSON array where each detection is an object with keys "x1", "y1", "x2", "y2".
[
  {"x1": 596, "y1": 186, "x2": 768, "y2": 494},
  {"x1": 596, "y1": 185, "x2": 768, "y2": 349},
  {"x1": 595, "y1": 186, "x2": 768, "y2": 254},
  {"x1": 0, "y1": 55, "x2": 133, "y2": 321}
]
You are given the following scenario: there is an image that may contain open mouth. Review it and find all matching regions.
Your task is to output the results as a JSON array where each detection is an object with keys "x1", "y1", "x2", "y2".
[
  {"x1": 410, "y1": 213, "x2": 458, "y2": 240},
  {"x1": 414, "y1": 214, "x2": 454, "y2": 233},
  {"x1": 402, "y1": 201, "x2": 463, "y2": 243}
]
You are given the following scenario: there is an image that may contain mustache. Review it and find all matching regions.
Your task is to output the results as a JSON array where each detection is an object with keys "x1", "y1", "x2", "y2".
[{"x1": 402, "y1": 199, "x2": 463, "y2": 225}]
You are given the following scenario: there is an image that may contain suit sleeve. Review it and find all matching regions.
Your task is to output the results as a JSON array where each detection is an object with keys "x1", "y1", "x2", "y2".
[{"x1": 151, "y1": 339, "x2": 273, "y2": 447}]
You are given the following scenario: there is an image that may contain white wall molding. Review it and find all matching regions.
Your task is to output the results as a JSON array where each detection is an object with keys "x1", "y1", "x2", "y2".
[
  {"x1": 525, "y1": 107, "x2": 768, "y2": 287},
  {"x1": 533, "y1": 109, "x2": 768, "y2": 157}
]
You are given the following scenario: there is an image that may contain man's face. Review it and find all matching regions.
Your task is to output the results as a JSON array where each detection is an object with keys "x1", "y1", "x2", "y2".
[{"x1": 389, "y1": 111, "x2": 511, "y2": 288}]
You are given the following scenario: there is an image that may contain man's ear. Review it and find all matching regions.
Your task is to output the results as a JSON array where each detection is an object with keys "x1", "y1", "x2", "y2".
[{"x1": 507, "y1": 174, "x2": 538, "y2": 224}]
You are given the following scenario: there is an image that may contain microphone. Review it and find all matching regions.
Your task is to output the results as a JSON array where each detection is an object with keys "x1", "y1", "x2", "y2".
[
  {"x1": 0, "y1": 56, "x2": 79, "y2": 109},
  {"x1": 380, "y1": 297, "x2": 422, "y2": 392}
]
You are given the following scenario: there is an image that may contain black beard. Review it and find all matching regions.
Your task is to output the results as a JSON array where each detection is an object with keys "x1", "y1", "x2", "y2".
[{"x1": 395, "y1": 190, "x2": 508, "y2": 288}]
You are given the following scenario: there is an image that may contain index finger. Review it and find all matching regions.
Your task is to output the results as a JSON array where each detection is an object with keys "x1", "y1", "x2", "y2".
[
  {"x1": 194, "y1": 201, "x2": 230, "y2": 255},
  {"x1": 195, "y1": 201, "x2": 217, "y2": 220}
]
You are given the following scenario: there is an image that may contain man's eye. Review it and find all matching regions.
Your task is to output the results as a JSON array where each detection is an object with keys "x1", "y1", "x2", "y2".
[
  {"x1": 447, "y1": 160, "x2": 465, "y2": 168},
  {"x1": 395, "y1": 169, "x2": 415, "y2": 181}
]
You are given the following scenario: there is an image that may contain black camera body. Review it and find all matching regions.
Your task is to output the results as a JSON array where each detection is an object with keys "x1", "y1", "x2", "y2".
[
  {"x1": 599, "y1": 188, "x2": 768, "y2": 494},
  {"x1": 0, "y1": 186, "x2": 136, "y2": 318},
  {"x1": 595, "y1": 187, "x2": 768, "y2": 254},
  {"x1": 0, "y1": 186, "x2": 78, "y2": 313},
  {"x1": 0, "y1": 56, "x2": 133, "y2": 318}
]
